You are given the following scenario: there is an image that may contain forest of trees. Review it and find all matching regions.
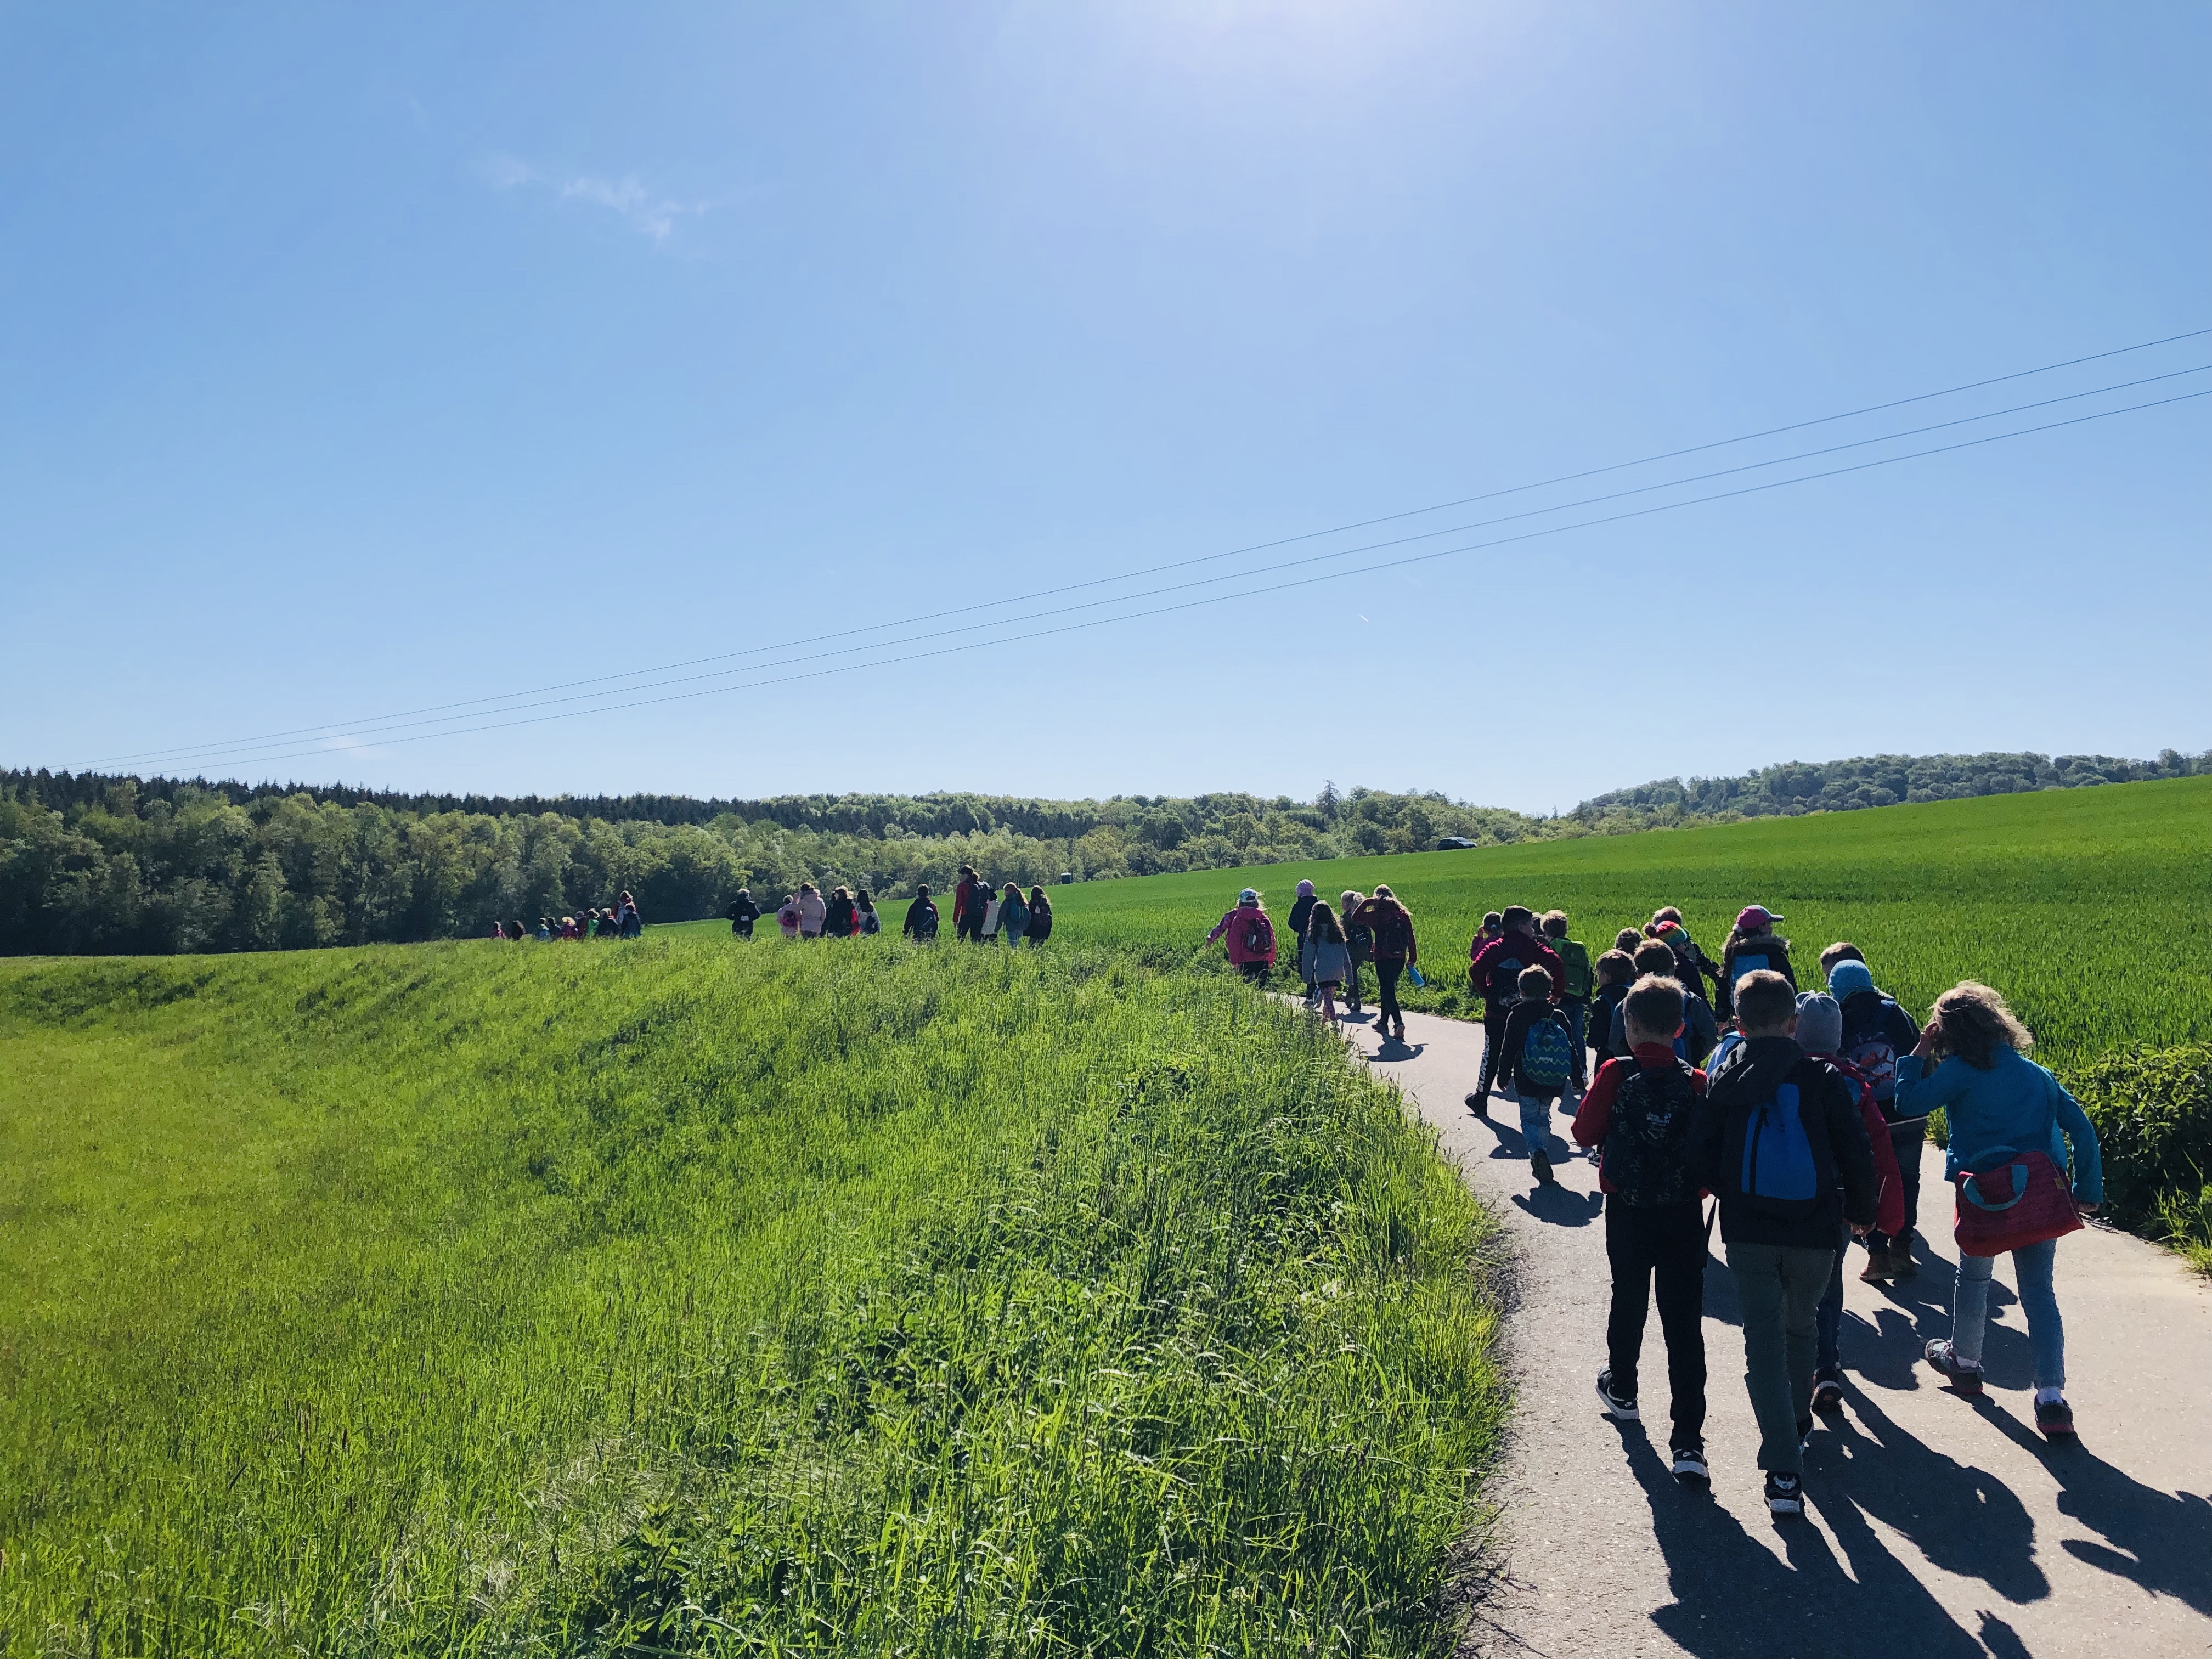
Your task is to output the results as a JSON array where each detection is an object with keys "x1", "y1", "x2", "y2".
[{"x1": 3, "y1": 748, "x2": 2203, "y2": 955}]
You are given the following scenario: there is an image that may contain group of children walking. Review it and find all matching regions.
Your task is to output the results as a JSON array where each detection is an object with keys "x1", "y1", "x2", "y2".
[
  {"x1": 1216, "y1": 886, "x2": 2108, "y2": 1521},
  {"x1": 493, "y1": 890, "x2": 643, "y2": 941}
]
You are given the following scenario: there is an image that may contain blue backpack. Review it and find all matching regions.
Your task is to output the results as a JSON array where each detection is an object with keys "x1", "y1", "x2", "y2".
[
  {"x1": 1736, "y1": 1082, "x2": 1822, "y2": 1218},
  {"x1": 1520, "y1": 1012, "x2": 1576, "y2": 1092}
]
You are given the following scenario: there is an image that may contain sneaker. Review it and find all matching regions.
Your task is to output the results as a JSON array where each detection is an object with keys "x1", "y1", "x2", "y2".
[
  {"x1": 1924, "y1": 1339, "x2": 1985, "y2": 1395},
  {"x1": 1764, "y1": 1471, "x2": 1804, "y2": 1517},
  {"x1": 1530, "y1": 1148, "x2": 1555, "y2": 1185},
  {"x1": 1464, "y1": 1091, "x2": 1489, "y2": 1119},
  {"x1": 2034, "y1": 1397, "x2": 2077, "y2": 1438},
  {"x1": 1595, "y1": 1369, "x2": 1639, "y2": 1421},
  {"x1": 1670, "y1": 1443, "x2": 1709, "y2": 1483},
  {"x1": 1812, "y1": 1376, "x2": 1846, "y2": 1414},
  {"x1": 1859, "y1": 1246, "x2": 1893, "y2": 1283}
]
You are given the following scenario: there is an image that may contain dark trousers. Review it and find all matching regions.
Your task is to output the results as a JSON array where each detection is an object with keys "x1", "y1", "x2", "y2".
[
  {"x1": 1238, "y1": 960, "x2": 1270, "y2": 979},
  {"x1": 1345, "y1": 960, "x2": 1364, "y2": 1008},
  {"x1": 1562, "y1": 996, "x2": 1590, "y2": 1087},
  {"x1": 957, "y1": 915, "x2": 982, "y2": 943},
  {"x1": 1871, "y1": 1120, "x2": 1923, "y2": 1249},
  {"x1": 1375, "y1": 960, "x2": 1404, "y2": 1026},
  {"x1": 1605, "y1": 1198, "x2": 1708, "y2": 1448},
  {"x1": 1476, "y1": 1002, "x2": 1511, "y2": 1094}
]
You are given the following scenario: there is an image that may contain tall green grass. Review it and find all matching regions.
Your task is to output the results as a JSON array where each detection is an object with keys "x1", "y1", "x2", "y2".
[
  {"x1": 1046, "y1": 777, "x2": 2212, "y2": 1069},
  {"x1": 0, "y1": 938, "x2": 1501, "y2": 1655}
]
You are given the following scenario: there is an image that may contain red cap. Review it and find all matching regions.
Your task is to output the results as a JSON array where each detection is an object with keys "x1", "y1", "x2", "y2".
[{"x1": 1735, "y1": 905, "x2": 1783, "y2": 929}]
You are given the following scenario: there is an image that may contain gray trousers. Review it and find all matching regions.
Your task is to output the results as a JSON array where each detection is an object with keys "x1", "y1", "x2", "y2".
[{"x1": 1725, "y1": 1241, "x2": 1833, "y2": 1474}]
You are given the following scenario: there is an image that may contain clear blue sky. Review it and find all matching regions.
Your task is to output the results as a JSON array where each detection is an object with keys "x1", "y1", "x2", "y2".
[{"x1": 4, "y1": 3, "x2": 2207, "y2": 812}]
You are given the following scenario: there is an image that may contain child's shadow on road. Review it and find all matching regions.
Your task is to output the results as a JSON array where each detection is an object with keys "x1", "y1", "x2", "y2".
[{"x1": 1510, "y1": 1183, "x2": 1603, "y2": 1226}]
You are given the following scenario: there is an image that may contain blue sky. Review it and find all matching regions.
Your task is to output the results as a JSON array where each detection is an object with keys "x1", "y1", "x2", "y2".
[{"x1": 3, "y1": 2, "x2": 2207, "y2": 812}]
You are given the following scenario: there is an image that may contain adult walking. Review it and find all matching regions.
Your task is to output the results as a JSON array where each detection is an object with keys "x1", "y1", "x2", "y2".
[
  {"x1": 1206, "y1": 888, "x2": 1277, "y2": 979},
  {"x1": 1339, "y1": 890, "x2": 1369, "y2": 1015},
  {"x1": 795, "y1": 881, "x2": 827, "y2": 939},
  {"x1": 1287, "y1": 880, "x2": 1321, "y2": 1000},
  {"x1": 1350, "y1": 885, "x2": 1417, "y2": 1042},
  {"x1": 1470, "y1": 906, "x2": 1565, "y2": 1101},
  {"x1": 617, "y1": 890, "x2": 643, "y2": 939},
  {"x1": 902, "y1": 884, "x2": 940, "y2": 941},
  {"x1": 1898, "y1": 981, "x2": 2102, "y2": 1437},
  {"x1": 1023, "y1": 885, "x2": 1052, "y2": 946},
  {"x1": 727, "y1": 889, "x2": 761, "y2": 939},
  {"x1": 822, "y1": 885, "x2": 857, "y2": 938},
  {"x1": 997, "y1": 881, "x2": 1029, "y2": 948},
  {"x1": 953, "y1": 865, "x2": 987, "y2": 943},
  {"x1": 855, "y1": 889, "x2": 881, "y2": 935}
]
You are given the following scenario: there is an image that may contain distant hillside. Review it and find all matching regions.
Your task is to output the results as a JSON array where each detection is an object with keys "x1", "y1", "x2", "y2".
[
  {"x1": 1568, "y1": 749, "x2": 2210, "y2": 832},
  {"x1": 3, "y1": 746, "x2": 2203, "y2": 955}
]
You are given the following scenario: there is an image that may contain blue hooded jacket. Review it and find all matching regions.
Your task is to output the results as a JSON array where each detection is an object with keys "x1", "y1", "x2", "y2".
[{"x1": 1894, "y1": 1048, "x2": 2102, "y2": 1204}]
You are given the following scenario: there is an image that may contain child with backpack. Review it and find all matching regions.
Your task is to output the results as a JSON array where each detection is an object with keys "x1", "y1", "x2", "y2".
[
  {"x1": 1288, "y1": 881, "x2": 1321, "y2": 1001},
  {"x1": 1469, "y1": 907, "x2": 1562, "y2": 1101},
  {"x1": 1540, "y1": 910, "x2": 1594, "y2": 1091},
  {"x1": 1573, "y1": 972, "x2": 1712, "y2": 1483},
  {"x1": 1607, "y1": 940, "x2": 1719, "y2": 1065},
  {"x1": 1206, "y1": 889, "x2": 1278, "y2": 980},
  {"x1": 1691, "y1": 970, "x2": 1877, "y2": 1517},
  {"x1": 1717, "y1": 905, "x2": 1796, "y2": 1019},
  {"x1": 1826, "y1": 957, "x2": 1930, "y2": 1281},
  {"x1": 1303, "y1": 901, "x2": 1353, "y2": 1026},
  {"x1": 1493, "y1": 966, "x2": 1578, "y2": 1184},
  {"x1": 1651, "y1": 908, "x2": 1725, "y2": 1007},
  {"x1": 1586, "y1": 950, "x2": 1638, "y2": 1067},
  {"x1": 1792, "y1": 991, "x2": 1908, "y2": 1413}
]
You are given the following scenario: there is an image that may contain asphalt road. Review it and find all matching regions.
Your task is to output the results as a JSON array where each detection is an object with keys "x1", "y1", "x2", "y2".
[{"x1": 1344, "y1": 1005, "x2": 2212, "y2": 1659}]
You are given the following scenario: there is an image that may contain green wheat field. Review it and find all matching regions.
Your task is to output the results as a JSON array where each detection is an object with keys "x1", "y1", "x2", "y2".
[
  {"x1": 1044, "y1": 775, "x2": 2212, "y2": 1067},
  {"x1": 4, "y1": 777, "x2": 2206, "y2": 1654}
]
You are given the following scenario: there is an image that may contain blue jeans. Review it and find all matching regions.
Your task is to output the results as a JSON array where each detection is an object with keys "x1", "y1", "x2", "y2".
[
  {"x1": 1513, "y1": 1086, "x2": 1557, "y2": 1153},
  {"x1": 1815, "y1": 1228, "x2": 1847, "y2": 1379},
  {"x1": 1952, "y1": 1238, "x2": 2065, "y2": 1389}
]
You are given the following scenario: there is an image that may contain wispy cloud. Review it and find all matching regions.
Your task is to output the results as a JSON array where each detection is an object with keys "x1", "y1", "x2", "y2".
[{"x1": 478, "y1": 154, "x2": 703, "y2": 244}]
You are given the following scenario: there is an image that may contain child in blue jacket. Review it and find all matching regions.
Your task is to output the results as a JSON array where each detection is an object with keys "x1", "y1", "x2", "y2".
[{"x1": 1894, "y1": 980, "x2": 2101, "y2": 1439}]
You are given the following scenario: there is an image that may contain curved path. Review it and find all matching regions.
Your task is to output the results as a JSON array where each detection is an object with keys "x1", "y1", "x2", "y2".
[{"x1": 1346, "y1": 1006, "x2": 2212, "y2": 1659}]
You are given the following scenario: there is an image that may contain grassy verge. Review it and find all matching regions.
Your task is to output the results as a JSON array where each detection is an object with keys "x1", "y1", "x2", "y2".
[{"x1": 0, "y1": 936, "x2": 1503, "y2": 1655}]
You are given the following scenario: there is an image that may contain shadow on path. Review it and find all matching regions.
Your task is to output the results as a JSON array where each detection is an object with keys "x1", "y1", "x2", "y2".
[
  {"x1": 1611, "y1": 1424, "x2": 1989, "y2": 1659},
  {"x1": 1979, "y1": 1407, "x2": 2212, "y2": 1615}
]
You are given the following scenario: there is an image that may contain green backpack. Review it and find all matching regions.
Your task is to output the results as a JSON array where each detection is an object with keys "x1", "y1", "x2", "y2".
[{"x1": 1552, "y1": 936, "x2": 1593, "y2": 999}]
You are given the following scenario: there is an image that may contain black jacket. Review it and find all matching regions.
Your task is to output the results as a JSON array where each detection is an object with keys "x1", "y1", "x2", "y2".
[
  {"x1": 902, "y1": 898, "x2": 939, "y2": 939},
  {"x1": 1717, "y1": 934, "x2": 1795, "y2": 1019},
  {"x1": 1286, "y1": 895, "x2": 1318, "y2": 958},
  {"x1": 1692, "y1": 1035, "x2": 1876, "y2": 1249}
]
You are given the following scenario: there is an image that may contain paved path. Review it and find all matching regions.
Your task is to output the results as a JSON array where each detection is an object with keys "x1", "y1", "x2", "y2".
[{"x1": 1344, "y1": 1006, "x2": 2212, "y2": 1659}]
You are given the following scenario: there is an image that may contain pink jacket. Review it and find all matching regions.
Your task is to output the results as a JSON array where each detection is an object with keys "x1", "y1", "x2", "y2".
[{"x1": 1207, "y1": 905, "x2": 1277, "y2": 966}]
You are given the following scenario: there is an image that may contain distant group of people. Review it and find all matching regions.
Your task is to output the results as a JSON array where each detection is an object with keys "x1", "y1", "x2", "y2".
[
  {"x1": 493, "y1": 891, "x2": 642, "y2": 941},
  {"x1": 1207, "y1": 885, "x2": 2104, "y2": 1520},
  {"x1": 718, "y1": 865, "x2": 1054, "y2": 947}
]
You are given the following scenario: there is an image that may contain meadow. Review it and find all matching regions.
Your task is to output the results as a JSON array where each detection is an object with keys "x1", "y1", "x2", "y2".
[
  {"x1": 0, "y1": 938, "x2": 1500, "y2": 1656},
  {"x1": 1044, "y1": 776, "x2": 2212, "y2": 1070}
]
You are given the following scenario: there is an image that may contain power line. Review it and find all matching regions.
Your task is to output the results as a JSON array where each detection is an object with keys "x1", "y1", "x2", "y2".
[
  {"x1": 137, "y1": 359, "x2": 2212, "y2": 762},
  {"x1": 92, "y1": 324, "x2": 2212, "y2": 769},
  {"x1": 182, "y1": 382, "x2": 2212, "y2": 772}
]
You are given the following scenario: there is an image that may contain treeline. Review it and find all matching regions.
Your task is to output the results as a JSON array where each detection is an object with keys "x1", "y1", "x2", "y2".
[
  {"x1": 0, "y1": 774, "x2": 1550, "y2": 956},
  {"x1": 1570, "y1": 749, "x2": 2212, "y2": 833},
  {"x1": 5, "y1": 746, "x2": 2205, "y2": 955}
]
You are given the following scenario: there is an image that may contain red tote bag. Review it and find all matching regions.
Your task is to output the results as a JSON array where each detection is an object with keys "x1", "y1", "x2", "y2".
[{"x1": 1951, "y1": 1074, "x2": 2084, "y2": 1258}]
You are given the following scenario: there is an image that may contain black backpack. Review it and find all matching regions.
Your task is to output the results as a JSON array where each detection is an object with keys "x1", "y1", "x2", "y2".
[
  {"x1": 1372, "y1": 909, "x2": 1411, "y2": 958},
  {"x1": 1485, "y1": 952, "x2": 1524, "y2": 1004},
  {"x1": 911, "y1": 904, "x2": 939, "y2": 940},
  {"x1": 1602, "y1": 1059, "x2": 1703, "y2": 1207},
  {"x1": 1590, "y1": 983, "x2": 1630, "y2": 1056}
]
